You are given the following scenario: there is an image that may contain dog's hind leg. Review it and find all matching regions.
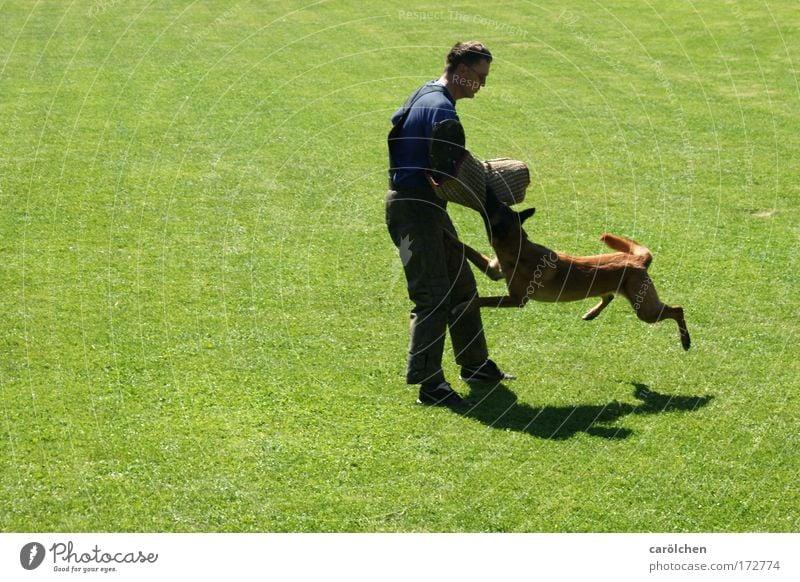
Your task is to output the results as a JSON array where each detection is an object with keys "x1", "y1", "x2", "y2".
[
  {"x1": 582, "y1": 294, "x2": 615, "y2": 321},
  {"x1": 625, "y1": 276, "x2": 691, "y2": 350},
  {"x1": 640, "y1": 303, "x2": 691, "y2": 351}
]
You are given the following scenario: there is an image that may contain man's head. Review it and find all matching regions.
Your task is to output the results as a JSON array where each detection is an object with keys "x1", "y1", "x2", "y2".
[{"x1": 443, "y1": 41, "x2": 492, "y2": 99}]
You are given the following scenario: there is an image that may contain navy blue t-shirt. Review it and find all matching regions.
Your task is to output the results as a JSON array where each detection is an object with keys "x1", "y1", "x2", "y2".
[{"x1": 388, "y1": 81, "x2": 458, "y2": 189}]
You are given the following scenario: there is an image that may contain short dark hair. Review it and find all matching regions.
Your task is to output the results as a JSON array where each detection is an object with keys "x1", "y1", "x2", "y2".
[{"x1": 444, "y1": 41, "x2": 492, "y2": 75}]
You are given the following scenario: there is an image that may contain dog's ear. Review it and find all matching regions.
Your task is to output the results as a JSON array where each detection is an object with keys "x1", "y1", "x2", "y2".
[{"x1": 519, "y1": 207, "x2": 536, "y2": 224}]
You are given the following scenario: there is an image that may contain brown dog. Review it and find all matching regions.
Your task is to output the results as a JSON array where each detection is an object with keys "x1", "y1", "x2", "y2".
[{"x1": 450, "y1": 188, "x2": 691, "y2": 350}]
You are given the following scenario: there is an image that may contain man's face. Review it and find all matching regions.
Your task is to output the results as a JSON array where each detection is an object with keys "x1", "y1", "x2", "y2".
[{"x1": 457, "y1": 59, "x2": 490, "y2": 98}]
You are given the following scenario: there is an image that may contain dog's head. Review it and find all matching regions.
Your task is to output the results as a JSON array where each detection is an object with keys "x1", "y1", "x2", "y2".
[{"x1": 481, "y1": 185, "x2": 535, "y2": 246}]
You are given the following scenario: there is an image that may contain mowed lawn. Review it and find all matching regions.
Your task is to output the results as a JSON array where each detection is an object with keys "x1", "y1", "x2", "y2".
[{"x1": 1, "y1": 0, "x2": 798, "y2": 531}]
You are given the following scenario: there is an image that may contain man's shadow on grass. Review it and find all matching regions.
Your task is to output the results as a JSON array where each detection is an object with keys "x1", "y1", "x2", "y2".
[{"x1": 459, "y1": 382, "x2": 713, "y2": 440}]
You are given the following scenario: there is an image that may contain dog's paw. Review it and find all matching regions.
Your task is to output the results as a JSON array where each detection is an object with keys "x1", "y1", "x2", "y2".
[
  {"x1": 680, "y1": 328, "x2": 691, "y2": 351},
  {"x1": 486, "y1": 258, "x2": 504, "y2": 281}
]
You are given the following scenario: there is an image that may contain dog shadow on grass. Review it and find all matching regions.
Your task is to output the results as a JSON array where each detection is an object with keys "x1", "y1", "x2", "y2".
[{"x1": 459, "y1": 382, "x2": 713, "y2": 440}]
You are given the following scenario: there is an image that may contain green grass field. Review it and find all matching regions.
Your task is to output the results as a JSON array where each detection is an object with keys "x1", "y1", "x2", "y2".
[{"x1": 1, "y1": 0, "x2": 798, "y2": 532}]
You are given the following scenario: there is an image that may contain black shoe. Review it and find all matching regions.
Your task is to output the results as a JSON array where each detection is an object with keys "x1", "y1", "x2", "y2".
[
  {"x1": 417, "y1": 382, "x2": 472, "y2": 408},
  {"x1": 459, "y1": 359, "x2": 515, "y2": 383}
]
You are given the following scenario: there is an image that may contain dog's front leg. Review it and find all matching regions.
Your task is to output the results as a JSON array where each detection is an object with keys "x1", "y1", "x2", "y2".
[
  {"x1": 476, "y1": 295, "x2": 529, "y2": 308},
  {"x1": 582, "y1": 294, "x2": 615, "y2": 320},
  {"x1": 462, "y1": 248, "x2": 504, "y2": 281},
  {"x1": 451, "y1": 295, "x2": 528, "y2": 316},
  {"x1": 443, "y1": 230, "x2": 504, "y2": 281}
]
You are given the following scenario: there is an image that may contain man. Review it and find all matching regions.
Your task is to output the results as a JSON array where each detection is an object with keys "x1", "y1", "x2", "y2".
[{"x1": 385, "y1": 41, "x2": 513, "y2": 408}]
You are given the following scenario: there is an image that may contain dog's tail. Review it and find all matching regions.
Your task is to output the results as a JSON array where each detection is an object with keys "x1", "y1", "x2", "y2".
[{"x1": 600, "y1": 233, "x2": 653, "y2": 267}]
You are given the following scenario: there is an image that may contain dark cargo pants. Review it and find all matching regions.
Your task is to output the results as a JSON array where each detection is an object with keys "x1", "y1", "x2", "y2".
[{"x1": 385, "y1": 188, "x2": 489, "y2": 385}]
